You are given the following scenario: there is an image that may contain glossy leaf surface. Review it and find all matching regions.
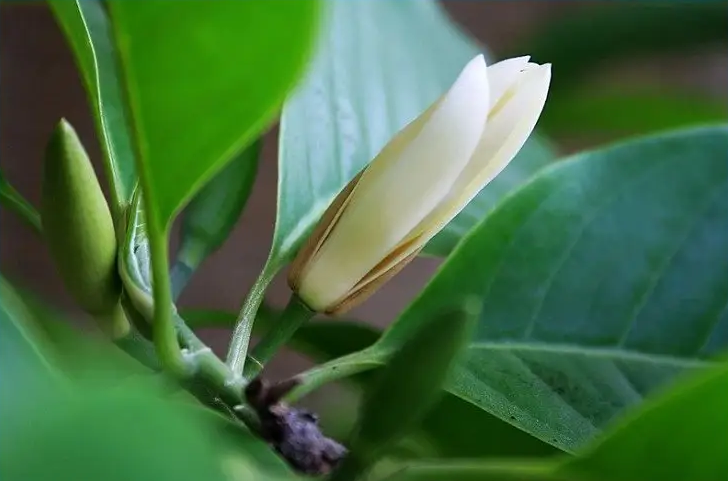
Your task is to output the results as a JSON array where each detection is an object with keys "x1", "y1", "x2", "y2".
[
  {"x1": 560, "y1": 362, "x2": 728, "y2": 481},
  {"x1": 107, "y1": 0, "x2": 321, "y2": 226},
  {"x1": 384, "y1": 126, "x2": 728, "y2": 451}
]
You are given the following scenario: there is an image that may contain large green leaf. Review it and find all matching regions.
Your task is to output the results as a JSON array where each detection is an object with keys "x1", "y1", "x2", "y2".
[
  {"x1": 382, "y1": 126, "x2": 728, "y2": 452},
  {"x1": 0, "y1": 381, "x2": 229, "y2": 481},
  {"x1": 271, "y1": 0, "x2": 555, "y2": 267},
  {"x1": 49, "y1": 0, "x2": 137, "y2": 213},
  {"x1": 559, "y1": 361, "x2": 728, "y2": 481},
  {"x1": 107, "y1": 0, "x2": 321, "y2": 227},
  {"x1": 0, "y1": 286, "x2": 293, "y2": 480}
]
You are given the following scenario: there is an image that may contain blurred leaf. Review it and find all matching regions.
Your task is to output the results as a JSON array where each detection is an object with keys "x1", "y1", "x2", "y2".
[
  {"x1": 271, "y1": 0, "x2": 555, "y2": 268},
  {"x1": 0, "y1": 276, "x2": 69, "y2": 455},
  {"x1": 0, "y1": 382, "x2": 229, "y2": 481},
  {"x1": 540, "y1": 89, "x2": 728, "y2": 138},
  {"x1": 382, "y1": 461, "x2": 577, "y2": 481},
  {"x1": 516, "y1": 3, "x2": 728, "y2": 94},
  {"x1": 10, "y1": 283, "x2": 159, "y2": 379},
  {"x1": 0, "y1": 276, "x2": 61, "y2": 395},
  {"x1": 332, "y1": 303, "x2": 478, "y2": 481},
  {"x1": 558, "y1": 362, "x2": 728, "y2": 481},
  {"x1": 171, "y1": 140, "x2": 262, "y2": 298},
  {"x1": 106, "y1": 0, "x2": 321, "y2": 228},
  {"x1": 3, "y1": 289, "x2": 293, "y2": 478},
  {"x1": 383, "y1": 126, "x2": 728, "y2": 452},
  {"x1": 182, "y1": 307, "x2": 558, "y2": 458},
  {"x1": 0, "y1": 169, "x2": 42, "y2": 234},
  {"x1": 49, "y1": 0, "x2": 137, "y2": 212}
]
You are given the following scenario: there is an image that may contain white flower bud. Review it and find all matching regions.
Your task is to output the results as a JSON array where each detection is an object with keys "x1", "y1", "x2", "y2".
[{"x1": 289, "y1": 54, "x2": 551, "y2": 314}]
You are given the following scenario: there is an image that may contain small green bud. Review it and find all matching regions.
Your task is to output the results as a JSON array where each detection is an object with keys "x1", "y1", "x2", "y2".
[{"x1": 41, "y1": 119, "x2": 125, "y2": 335}]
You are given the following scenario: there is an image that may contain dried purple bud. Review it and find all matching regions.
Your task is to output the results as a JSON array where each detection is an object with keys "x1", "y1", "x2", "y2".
[{"x1": 244, "y1": 377, "x2": 348, "y2": 475}]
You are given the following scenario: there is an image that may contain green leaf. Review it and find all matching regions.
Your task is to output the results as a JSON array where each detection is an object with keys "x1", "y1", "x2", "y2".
[
  {"x1": 0, "y1": 381, "x2": 229, "y2": 481},
  {"x1": 106, "y1": 0, "x2": 321, "y2": 228},
  {"x1": 558, "y1": 362, "x2": 728, "y2": 481},
  {"x1": 540, "y1": 89, "x2": 728, "y2": 138},
  {"x1": 333, "y1": 303, "x2": 478, "y2": 481},
  {"x1": 0, "y1": 276, "x2": 61, "y2": 395},
  {"x1": 382, "y1": 461, "x2": 576, "y2": 481},
  {"x1": 49, "y1": 0, "x2": 137, "y2": 212},
  {"x1": 10, "y1": 284, "x2": 158, "y2": 380},
  {"x1": 0, "y1": 169, "x2": 42, "y2": 235},
  {"x1": 516, "y1": 3, "x2": 728, "y2": 94},
  {"x1": 274, "y1": 0, "x2": 555, "y2": 266},
  {"x1": 382, "y1": 126, "x2": 728, "y2": 452},
  {"x1": 419, "y1": 395, "x2": 558, "y2": 459},
  {"x1": 216, "y1": 426, "x2": 298, "y2": 480},
  {"x1": 171, "y1": 141, "x2": 262, "y2": 298},
  {"x1": 424, "y1": 138, "x2": 556, "y2": 256},
  {"x1": 119, "y1": 188, "x2": 154, "y2": 320}
]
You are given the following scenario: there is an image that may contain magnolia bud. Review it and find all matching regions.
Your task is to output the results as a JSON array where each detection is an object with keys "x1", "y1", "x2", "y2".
[
  {"x1": 289, "y1": 54, "x2": 551, "y2": 314},
  {"x1": 41, "y1": 119, "x2": 125, "y2": 334}
]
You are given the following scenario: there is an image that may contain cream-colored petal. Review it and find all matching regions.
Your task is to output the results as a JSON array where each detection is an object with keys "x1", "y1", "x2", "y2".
[
  {"x1": 433, "y1": 63, "x2": 552, "y2": 232},
  {"x1": 463, "y1": 63, "x2": 552, "y2": 192},
  {"x1": 372, "y1": 63, "x2": 551, "y2": 274},
  {"x1": 485, "y1": 55, "x2": 531, "y2": 107},
  {"x1": 297, "y1": 54, "x2": 491, "y2": 311}
]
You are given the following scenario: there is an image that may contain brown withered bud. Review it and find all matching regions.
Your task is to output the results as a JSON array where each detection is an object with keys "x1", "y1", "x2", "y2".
[{"x1": 244, "y1": 377, "x2": 348, "y2": 476}]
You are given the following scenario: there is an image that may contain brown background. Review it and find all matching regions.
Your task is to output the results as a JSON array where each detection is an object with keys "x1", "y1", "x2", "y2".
[{"x1": 2, "y1": 1, "x2": 727, "y2": 384}]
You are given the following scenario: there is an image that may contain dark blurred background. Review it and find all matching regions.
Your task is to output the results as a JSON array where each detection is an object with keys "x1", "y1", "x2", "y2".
[{"x1": 2, "y1": 1, "x2": 727, "y2": 385}]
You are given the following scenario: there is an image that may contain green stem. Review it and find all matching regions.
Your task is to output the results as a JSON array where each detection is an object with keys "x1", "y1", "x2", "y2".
[
  {"x1": 173, "y1": 312, "x2": 258, "y2": 428},
  {"x1": 113, "y1": 323, "x2": 162, "y2": 372},
  {"x1": 148, "y1": 226, "x2": 187, "y2": 376},
  {"x1": 284, "y1": 346, "x2": 389, "y2": 403},
  {"x1": 243, "y1": 294, "x2": 316, "y2": 380},
  {"x1": 225, "y1": 262, "x2": 278, "y2": 377},
  {"x1": 0, "y1": 178, "x2": 42, "y2": 236}
]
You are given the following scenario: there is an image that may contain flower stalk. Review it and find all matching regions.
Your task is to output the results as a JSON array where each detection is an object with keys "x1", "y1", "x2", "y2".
[{"x1": 243, "y1": 294, "x2": 316, "y2": 380}]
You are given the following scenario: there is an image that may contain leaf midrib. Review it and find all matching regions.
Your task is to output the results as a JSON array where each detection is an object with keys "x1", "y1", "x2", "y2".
[{"x1": 467, "y1": 341, "x2": 714, "y2": 369}]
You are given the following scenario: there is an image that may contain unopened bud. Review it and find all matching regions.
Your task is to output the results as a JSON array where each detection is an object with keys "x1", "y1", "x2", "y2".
[
  {"x1": 41, "y1": 119, "x2": 126, "y2": 335},
  {"x1": 289, "y1": 55, "x2": 551, "y2": 315}
]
